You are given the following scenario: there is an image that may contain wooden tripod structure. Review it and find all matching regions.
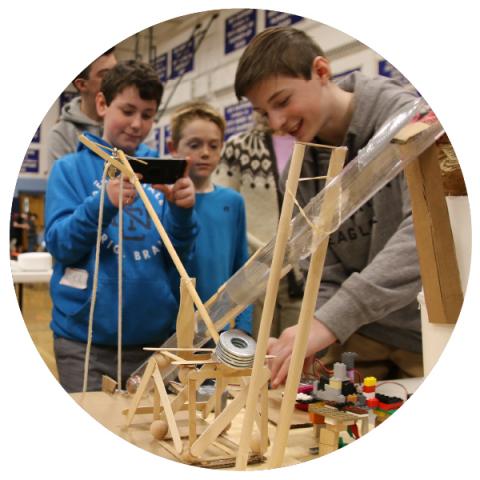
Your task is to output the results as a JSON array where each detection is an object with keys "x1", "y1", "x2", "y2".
[
  {"x1": 235, "y1": 141, "x2": 347, "y2": 468},
  {"x1": 235, "y1": 120, "x2": 463, "y2": 469}
]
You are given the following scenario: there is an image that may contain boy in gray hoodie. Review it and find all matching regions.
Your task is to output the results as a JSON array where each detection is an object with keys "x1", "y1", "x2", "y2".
[
  {"x1": 235, "y1": 26, "x2": 423, "y2": 384},
  {"x1": 46, "y1": 47, "x2": 117, "y2": 171}
]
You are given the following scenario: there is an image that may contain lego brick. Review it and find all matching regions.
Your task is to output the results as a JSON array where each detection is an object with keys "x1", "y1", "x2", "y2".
[{"x1": 363, "y1": 376, "x2": 377, "y2": 387}]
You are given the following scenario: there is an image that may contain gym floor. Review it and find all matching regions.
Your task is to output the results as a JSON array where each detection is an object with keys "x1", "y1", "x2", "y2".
[{"x1": 18, "y1": 283, "x2": 58, "y2": 380}]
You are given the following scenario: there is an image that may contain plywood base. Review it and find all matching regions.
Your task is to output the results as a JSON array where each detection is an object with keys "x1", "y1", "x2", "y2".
[
  {"x1": 160, "y1": 435, "x2": 265, "y2": 468},
  {"x1": 267, "y1": 389, "x2": 311, "y2": 428}
]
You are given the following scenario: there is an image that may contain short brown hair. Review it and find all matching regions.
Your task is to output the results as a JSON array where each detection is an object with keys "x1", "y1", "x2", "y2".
[
  {"x1": 235, "y1": 27, "x2": 325, "y2": 99},
  {"x1": 170, "y1": 101, "x2": 226, "y2": 148},
  {"x1": 74, "y1": 47, "x2": 116, "y2": 82},
  {"x1": 101, "y1": 60, "x2": 164, "y2": 108}
]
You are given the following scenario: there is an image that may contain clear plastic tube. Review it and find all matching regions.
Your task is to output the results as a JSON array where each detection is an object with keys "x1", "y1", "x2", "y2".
[{"x1": 127, "y1": 98, "x2": 443, "y2": 390}]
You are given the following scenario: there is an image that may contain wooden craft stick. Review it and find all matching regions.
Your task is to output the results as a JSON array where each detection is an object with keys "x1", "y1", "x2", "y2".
[
  {"x1": 117, "y1": 150, "x2": 220, "y2": 343},
  {"x1": 212, "y1": 440, "x2": 235, "y2": 456},
  {"x1": 259, "y1": 380, "x2": 269, "y2": 454},
  {"x1": 78, "y1": 135, "x2": 220, "y2": 343},
  {"x1": 125, "y1": 356, "x2": 157, "y2": 426},
  {"x1": 176, "y1": 277, "x2": 196, "y2": 351},
  {"x1": 159, "y1": 440, "x2": 180, "y2": 459},
  {"x1": 188, "y1": 376, "x2": 197, "y2": 447},
  {"x1": 191, "y1": 367, "x2": 269, "y2": 458},
  {"x1": 268, "y1": 146, "x2": 346, "y2": 468},
  {"x1": 159, "y1": 350, "x2": 185, "y2": 363},
  {"x1": 236, "y1": 142, "x2": 307, "y2": 469},
  {"x1": 215, "y1": 377, "x2": 225, "y2": 417},
  {"x1": 153, "y1": 386, "x2": 161, "y2": 420},
  {"x1": 152, "y1": 368, "x2": 183, "y2": 453},
  {"x1": 143, "y1": 347, "x2": 215, "y2": 352},
  {"x1": 171, "y1": 359, "x2": 219, "y2": 366}
]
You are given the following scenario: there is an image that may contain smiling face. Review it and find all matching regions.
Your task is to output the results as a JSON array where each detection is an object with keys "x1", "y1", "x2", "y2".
[
  {"x1": 171, "y1": 118, "x2": 223, "y2": 190},
  {"x1": 245, "y1": 57, "x2": 337, "y2": 143},
  {"x1": 247, "y1": 75, "x2": 331, "y2": 143},
  {"x1": 96, "y1": 85, "x2": 157, "y2": 154}
]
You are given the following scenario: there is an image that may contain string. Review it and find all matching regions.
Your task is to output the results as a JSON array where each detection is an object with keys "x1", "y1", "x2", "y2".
[
  {"x1": 82, "y1": 163, "x2": 109, "y2": 394},
  {"x1": 117, "y1": 172, "x2": 124, "y2": 390},
  {"x1": 298, "y1": 175, "x2": 328, "y2": 182},
  {"x1": 286, "y1": 175, "x2": 343, "y2": 241}
]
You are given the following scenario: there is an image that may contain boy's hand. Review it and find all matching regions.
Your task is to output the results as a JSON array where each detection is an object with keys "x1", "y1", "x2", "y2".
[
  {"x1": 266, "y1": 319, "x2": 337, "y2": 389},
  {"x1": 153, "y1": 177, "x2": 195, "y2": 208},
  {"x1": 152, "y1": 156, "x2": 195, "y2": 209},
  {"x1": 106, "y1": 176, "x2": 137, "y2": 207}
]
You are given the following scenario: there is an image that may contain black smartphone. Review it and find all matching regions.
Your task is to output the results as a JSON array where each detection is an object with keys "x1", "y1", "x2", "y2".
[{"x1": 132, "y1": 158, "x2": 187, "y2": 184}]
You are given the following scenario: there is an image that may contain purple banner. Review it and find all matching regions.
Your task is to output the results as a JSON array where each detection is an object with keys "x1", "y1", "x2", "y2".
[{"x1": 225, "y1": 10, "x2": 257, "y2": 54}]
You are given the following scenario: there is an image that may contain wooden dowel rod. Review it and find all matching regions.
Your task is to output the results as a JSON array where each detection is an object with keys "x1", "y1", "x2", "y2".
[
  {"x1": 235, "y1": 142, "x2": 306, "y2": 469},
  {"x1": 117, "y1": 149, "x2": 219, "y2": 343},
  {"x1": 268, "y1": 147, "x2": 346, "y2": 468},
  {"x1": 78, "y1": 135, "x2": 220, "y2": 343},
  {"x1": 143, "y1": 347, "x2": 215, "y2": 352}
]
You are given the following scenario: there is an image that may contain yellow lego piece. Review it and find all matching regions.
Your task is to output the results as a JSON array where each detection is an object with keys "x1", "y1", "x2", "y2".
[{"x1": 363, "y1": 376, "x2": 377, "y2": 387}]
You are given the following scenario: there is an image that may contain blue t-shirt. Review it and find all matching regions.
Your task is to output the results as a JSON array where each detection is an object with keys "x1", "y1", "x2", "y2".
[{"x1": 192, "y1": 185, "x2": 252, "y2": 334}]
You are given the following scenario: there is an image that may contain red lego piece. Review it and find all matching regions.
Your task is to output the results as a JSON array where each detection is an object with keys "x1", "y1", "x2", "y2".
[{"x1": 378, "y1": 400, "x2": 403, "y2": 410}]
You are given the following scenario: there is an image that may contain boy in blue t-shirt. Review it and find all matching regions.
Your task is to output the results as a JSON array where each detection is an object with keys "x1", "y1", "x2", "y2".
[
  {"x1": 168, "y1": 101, "x2": 252, "y2": 335},
  {"x1": 45, "y1": 60, "x2": 197, "y2": 392}
]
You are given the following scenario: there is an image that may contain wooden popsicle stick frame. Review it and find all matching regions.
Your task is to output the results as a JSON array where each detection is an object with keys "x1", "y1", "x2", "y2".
[
  {"x1": 80, "y1": 136, "x2": 270, "y2": 466},
  {"x1": 78, "y1": 118, "x2": 460, "y2": 468},
  {"x1": 236, "y1": 142, "x2": 344, "y2": 469},
  {"x1": 268, "y1": 146, "x2": 346, "y2": 468},
  {"x1": 79, "y1": 135, "x2": 219, "y2": 343}
]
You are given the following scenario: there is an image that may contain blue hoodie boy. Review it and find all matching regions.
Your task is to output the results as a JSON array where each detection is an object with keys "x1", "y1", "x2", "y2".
[{"x1": 45, "y1": 132, "x2": 198, "y2": 347}]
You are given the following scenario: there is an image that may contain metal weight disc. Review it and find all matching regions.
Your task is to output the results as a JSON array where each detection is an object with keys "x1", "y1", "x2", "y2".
[{"x1": 214, "y1": 329, "x2": 256, "y2": 368}]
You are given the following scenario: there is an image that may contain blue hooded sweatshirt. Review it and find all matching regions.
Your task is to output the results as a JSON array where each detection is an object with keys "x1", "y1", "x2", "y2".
[
  {"x1": 45, "y1": 132, "x2": 198, "y2": 346},
  {"x1": 191, "y1": 186, "x2": 252, "y2": 334}
]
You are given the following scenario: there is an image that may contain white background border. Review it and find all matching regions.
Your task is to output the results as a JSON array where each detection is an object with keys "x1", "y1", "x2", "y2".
[{"x1": 2, "y1": 1, "x2": 478, "y2": 478}]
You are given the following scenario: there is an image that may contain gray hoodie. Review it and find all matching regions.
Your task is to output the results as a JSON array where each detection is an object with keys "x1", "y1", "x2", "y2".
[
  {"x1": 46, "y1": 96, "x2": 102, "y2": 172},
  {"x1": 294, "y1": 72, "x2": 422, "y2": 353}
]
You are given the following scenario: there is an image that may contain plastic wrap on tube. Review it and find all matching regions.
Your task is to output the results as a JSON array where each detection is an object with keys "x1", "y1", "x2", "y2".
[{"x1": 127, "y1": 98, "x2": 444, "y2": 387}]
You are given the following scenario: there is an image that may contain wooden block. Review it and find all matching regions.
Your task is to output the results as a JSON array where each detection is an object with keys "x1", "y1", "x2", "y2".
[
  {"x1": 392, "y1": 121, "x2": 430, "y2": 144},
  {"x1": 101, "y1": 375, "x2": 117, "y2": 394},
  {"x1": 405, "y1": 144, "x2": 463, "y2": 324},
  {"x1": 267, "y1": 390, "x2": 311, "y2": 428}
]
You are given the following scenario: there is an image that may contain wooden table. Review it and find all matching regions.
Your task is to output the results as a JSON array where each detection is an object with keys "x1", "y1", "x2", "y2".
[
  {"x1": 71, "y1": 377, "x2": 422, "y2": 470},
  {"x1": 72, "y1": 390, "x2": 317, "y2": 469},
  {"x1": 11, "y1": 261, "x2": 52, "y2": 311}
]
